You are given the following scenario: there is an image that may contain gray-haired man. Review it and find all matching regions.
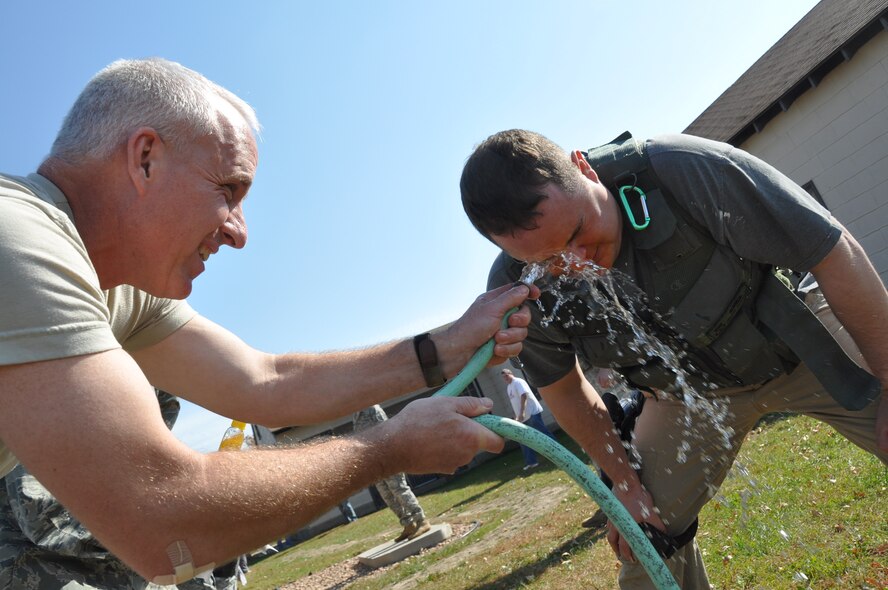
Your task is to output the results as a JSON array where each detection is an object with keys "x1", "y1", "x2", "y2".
[{"x1": 0, "y1": 59, "x2": 536, "y2": 586}]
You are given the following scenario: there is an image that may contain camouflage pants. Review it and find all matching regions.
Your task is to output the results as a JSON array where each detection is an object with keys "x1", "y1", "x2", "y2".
[
  {"x1": 0, "y1": 465, "x2": 222, "y2": 590},
  {"x1": 353, "y1": 405, "x2": 425, "y2": 527},
  {"x1": 0, "y1": 391, "x2": 230, "y2": 590}
]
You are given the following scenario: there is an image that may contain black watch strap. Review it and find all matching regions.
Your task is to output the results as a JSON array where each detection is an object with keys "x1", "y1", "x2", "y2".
[{"x1": 413, "y1": 332, "x2": 446, "y2": 388}]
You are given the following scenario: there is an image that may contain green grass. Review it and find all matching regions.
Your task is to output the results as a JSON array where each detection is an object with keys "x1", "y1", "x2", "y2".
[
  {"x1": 248, "y1": 416, "x2": 887, "y2": 589},
  {"x1": 698, "y1": 416, "x2": 887, "y2": 590}
]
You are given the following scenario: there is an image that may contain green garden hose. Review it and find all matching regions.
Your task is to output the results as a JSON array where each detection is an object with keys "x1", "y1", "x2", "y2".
[{"x1": 432, "y1": 312, "x2": 679, "y2": 590}]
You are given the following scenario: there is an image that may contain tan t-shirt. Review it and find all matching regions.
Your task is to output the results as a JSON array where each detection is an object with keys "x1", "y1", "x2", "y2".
[{"x1": 0, "y1": 173, "x2": 197, "y2": 476}]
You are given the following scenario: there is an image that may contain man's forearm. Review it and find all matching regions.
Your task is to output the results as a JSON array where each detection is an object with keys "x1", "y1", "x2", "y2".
[
  {"x1": 262, "y1": 339, "x2": 426, "y2": 426},
  {"x1": 812, "y1": 229, "x2": 888, "y2": 385},
  {"x1": 261, "y1": 283, "x2": 536, "y2": 425},
  {"x1": 115, "y1": 429, "x2": 395, "y2": 580},
  {"x1": 136, "y1": 283, "x2": 534, "y2": 427},
  {"x1": 540, "y1": 369, "x2": 642, "y2": 492},
  {"x1": 136, "y1": 319, "x2": 430, "y2": 427},
  {"x1": 51, "y1": 396, "x2": 500, "y2": 582},
  {"x1": 557, "y1": 403, "x2": 639, "y2": 491}
]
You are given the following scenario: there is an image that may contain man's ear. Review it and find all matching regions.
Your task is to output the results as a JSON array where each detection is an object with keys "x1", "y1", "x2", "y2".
[
  {"x1": 126, "y1": 127, "x2": 164, "y2": 196},
  {"x1": 570, "y1": 150, "x2": 599, "y2": 183}
]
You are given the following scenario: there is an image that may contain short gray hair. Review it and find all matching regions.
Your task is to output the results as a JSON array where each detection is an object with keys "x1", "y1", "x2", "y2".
[{"x1": 49, "y1": 58, "x2": 261, "y2": 164}]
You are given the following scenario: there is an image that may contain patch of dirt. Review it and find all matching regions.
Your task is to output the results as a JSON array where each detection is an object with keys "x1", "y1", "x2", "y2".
[{"x1": 278, "y1": 483, "x2": 573, "y2": 590}]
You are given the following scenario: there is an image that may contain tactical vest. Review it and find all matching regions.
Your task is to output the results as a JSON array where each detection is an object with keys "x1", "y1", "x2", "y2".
[{"x1": 511, "y1": 133, "x2": 879, "y2": 409}]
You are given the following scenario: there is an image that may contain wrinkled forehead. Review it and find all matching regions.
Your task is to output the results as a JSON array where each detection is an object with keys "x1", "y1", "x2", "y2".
[
  {"x1": 212, "y1": 104, "x2": 256, "y2": 146},
  {"x1": 211, "y1": 108, "x2": 259, "y2": 171}
]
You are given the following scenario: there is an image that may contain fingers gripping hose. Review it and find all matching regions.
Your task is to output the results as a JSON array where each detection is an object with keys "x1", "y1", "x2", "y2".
[{"x1": 433, "y1": 310, "x2": 679, "y2": 590}]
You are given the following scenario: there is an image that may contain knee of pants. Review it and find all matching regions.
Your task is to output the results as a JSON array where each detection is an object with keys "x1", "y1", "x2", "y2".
[{"x1": 631, "y1": 402, "x2": 748, "y2": 534}]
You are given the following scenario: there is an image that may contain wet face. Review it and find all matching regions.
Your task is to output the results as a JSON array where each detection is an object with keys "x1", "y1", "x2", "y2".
[
  {"x1": 141, "y1": 117, "x2": 258, "y2": 298},
  {"x1": 492, "y1": 173, "x2": 623, "y2": 276}
]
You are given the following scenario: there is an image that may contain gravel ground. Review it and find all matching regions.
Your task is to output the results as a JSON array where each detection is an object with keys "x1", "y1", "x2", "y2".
[
  {"x1": 277, "y1": 556, "x2": 379, "y2": 590},
  {"x1": 278, "y1": 523, "x2": 476, "y2": 590}
]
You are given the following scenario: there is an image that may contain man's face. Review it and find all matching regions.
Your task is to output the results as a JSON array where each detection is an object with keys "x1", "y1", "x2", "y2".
[
  {"x1": 142, "y1": 117, "x2": 258, "y2": 298},
  {"x1": 492, "y1": 176, "x2": 623, "y2": 276},
  {"x1": 501, "y1": 371, "x2": 512, "y2": 383}
]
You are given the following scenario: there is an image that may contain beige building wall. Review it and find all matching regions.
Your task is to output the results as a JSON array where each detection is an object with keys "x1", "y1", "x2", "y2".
[{"x1": 738, "y1": 30, "x2": 888, "y2": 283}]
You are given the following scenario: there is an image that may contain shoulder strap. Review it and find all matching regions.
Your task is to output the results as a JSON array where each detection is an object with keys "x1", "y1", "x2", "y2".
[{"x1": 583, "y1": 131, "x2": 648, "y2": 190}]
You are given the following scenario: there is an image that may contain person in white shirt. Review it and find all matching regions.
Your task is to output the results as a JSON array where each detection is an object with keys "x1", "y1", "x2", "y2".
[{"x1": 501, "y1": 368, "x2": 556, "y2": 470}]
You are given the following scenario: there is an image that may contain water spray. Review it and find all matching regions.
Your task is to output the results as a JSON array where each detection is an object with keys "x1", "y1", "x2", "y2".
[{"x1": 432, "y1": 304, "x2": 680, "y2": 590}]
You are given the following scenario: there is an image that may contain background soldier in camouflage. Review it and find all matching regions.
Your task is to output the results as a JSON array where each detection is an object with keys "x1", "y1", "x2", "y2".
[{"x1": 353, "y1": 405, "x2": 431, "y2": 542}]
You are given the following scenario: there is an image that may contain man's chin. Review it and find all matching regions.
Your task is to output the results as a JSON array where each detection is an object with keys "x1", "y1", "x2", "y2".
[
  {"x1": 170, "y1": 284, "x2": 193, "y2": 299},
  {"x1": 170, "y1": 277, "x2": 195, "y2": 299},
  {"x1": 137, "y1": 277, "x2": 193, "y2": 300}
]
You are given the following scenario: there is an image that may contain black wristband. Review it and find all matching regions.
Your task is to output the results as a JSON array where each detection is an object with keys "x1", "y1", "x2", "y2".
[{"x1": 413, "y1": 332, "x2": 446, "y2": 388}]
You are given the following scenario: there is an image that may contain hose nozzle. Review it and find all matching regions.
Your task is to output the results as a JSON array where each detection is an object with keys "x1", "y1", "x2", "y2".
[{"x1": 518, "y1": 263, "x2": 547, "y2": 287}]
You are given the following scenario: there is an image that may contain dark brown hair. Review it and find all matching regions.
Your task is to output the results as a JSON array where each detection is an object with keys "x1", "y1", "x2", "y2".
[{"x1": 460, "y1": 129, "x2": 581, "y2": 239}]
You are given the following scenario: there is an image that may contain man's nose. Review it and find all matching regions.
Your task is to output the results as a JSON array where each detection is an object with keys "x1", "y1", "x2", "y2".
[
  {"x1": 566, "y1": 244, "x2": 587, "y2": 259},
  {"x1": 549, "y1": 246, "x2": 588, "y2": 276},
  {"x1": 221, "y1": 204, "x2": 248, "y2": 249}
]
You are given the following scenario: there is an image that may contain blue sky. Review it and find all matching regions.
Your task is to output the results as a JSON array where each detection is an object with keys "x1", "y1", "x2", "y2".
[{"x1": 1, "y1": 0, "x2": 820, "y2": 451}]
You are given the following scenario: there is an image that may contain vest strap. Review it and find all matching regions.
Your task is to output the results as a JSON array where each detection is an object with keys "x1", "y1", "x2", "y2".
[{"x1": 755, "y1": 273, "x2": 881, "y2": 410}]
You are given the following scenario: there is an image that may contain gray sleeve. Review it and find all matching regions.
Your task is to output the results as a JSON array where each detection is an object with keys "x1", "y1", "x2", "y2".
[
  {"x1": 487, "y1": 252, "x2": 577, "y2": 388},
  {"x1": 647, "y1": 134, "x2": 842, "y2": 271}
]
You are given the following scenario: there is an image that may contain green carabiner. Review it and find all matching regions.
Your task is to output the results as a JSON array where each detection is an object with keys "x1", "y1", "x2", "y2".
[{"x1": 619, "y1": 185, "x2": 651, "y2": 230}]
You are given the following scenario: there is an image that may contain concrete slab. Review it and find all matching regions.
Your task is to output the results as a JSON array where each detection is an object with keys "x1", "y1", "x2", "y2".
[{"x1": 357, "y1": 523, "x2": 452, "y2": 568}]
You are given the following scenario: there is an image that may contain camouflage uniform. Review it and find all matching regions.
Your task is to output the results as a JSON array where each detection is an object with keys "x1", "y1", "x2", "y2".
[
  {"x1": 0, "y1": 391, "x2": 229, "y2": 590},
  {"x1": 352, "y1": 405, "x2": 426, "y2": 528}
]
